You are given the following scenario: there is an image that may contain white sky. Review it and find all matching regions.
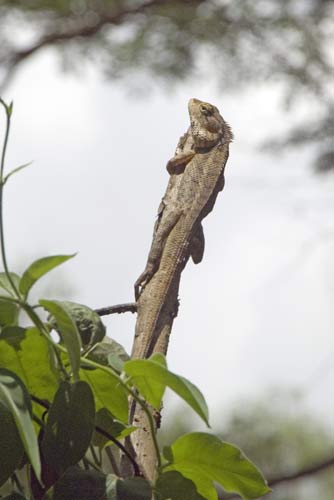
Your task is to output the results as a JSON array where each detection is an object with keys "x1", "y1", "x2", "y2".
[{"x1": 1, "y1": 51, "x2": 333, "y2": 432}]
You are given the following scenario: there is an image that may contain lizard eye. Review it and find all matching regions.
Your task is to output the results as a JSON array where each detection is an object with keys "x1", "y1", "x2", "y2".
[{"x1": 200, "y1": 104, "x2": 213, "y2": 116}]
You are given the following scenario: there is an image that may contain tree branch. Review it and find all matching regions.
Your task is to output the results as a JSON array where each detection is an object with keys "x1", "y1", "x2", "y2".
[
  {"x1": 219, "y1": 457, "x2": 334, "y2": 499},
  {"x1": 0, "y1": 0, "x2": 168, "y2": 91},
  {"x1": 94, "y1": 302, "x2": 137, "y2": 316}
]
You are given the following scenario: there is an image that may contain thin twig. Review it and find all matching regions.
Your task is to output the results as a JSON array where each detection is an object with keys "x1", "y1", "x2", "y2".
[
  {"x1": 95, "y1": 425, "x2": 141, "y2": 477},
  {"x1": 95, "y1": 302, "x2": 137, "y2": 316},
  {"x1": 105, "y1": 446, "x2": 121, "y2": 477},
  {"x1": 0, "y1": 0, "x2": 168, "y2": 91},
  {"x1": 268, "y1": 457, "x2": 334, "y2": 487}
]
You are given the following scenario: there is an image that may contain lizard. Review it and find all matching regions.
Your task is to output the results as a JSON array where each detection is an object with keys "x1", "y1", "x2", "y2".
[
  {"x1": 132, "y1": 98, "x2": 233, "y2": 360},
  {"x1": 135, "y1": 127, "x2": 206, "y2": 304},
  {"x1": 126, "y1": 99, "x2": 233, "y2": 480}
]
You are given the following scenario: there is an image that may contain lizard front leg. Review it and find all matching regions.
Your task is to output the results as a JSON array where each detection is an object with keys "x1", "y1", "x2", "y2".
[
  {"x1": 135, "y1": 208, "x2": 182, "y2": 299},
  {"x1": 134, "y1": 148, "x2": 195, "y2": 300},
  {"x1": 166, "y1": 150, "x2": 195, "y2": 174}
]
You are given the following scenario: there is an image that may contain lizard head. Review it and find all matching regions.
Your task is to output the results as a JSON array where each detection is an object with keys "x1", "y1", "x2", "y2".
[{"x1": 188, "y1": 98, "x2": 231, "y2": 148}]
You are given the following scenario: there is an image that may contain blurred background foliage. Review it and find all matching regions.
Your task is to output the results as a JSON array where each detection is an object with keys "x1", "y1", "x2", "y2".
[
  {"x1": 159, "y1": 391, "x2": 334, "y2": 500},
  {"x1": 0, "y1": 0, "x2": 333, "y2": 172}
]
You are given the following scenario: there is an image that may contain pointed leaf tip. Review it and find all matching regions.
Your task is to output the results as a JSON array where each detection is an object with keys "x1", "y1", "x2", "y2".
[{"x1": 19, "y1": 254, "x2": 76, "y2": 297}]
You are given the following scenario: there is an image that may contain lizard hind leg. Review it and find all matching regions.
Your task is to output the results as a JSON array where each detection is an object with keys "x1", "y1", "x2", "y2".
[{"x1": 190, "y1": 223, "x2": 205, "y2": 264}]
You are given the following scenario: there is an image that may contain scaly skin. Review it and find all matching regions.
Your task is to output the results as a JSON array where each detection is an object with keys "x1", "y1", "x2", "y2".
[{"x1": 132, "y1": 98, "x2": 233, "y2": 360}]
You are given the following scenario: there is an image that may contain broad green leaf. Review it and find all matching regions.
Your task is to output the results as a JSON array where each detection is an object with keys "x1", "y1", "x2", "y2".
[
  {"x1": 155, "y1": 471, "x2": 206, "y2": 500},
  {"x1": 50, "y1": 466, "x2": 115, "y2": 500},
  {"x1": 150, "y1": 352, "x2": 167, "y2": 367},
  {"x1": 92, "y1": 408, "x2": 135, "y2": 449},
  {"x1": 164, "y1": 433, "x2": 270, "y2": 500},
  {"x1": 0, "y1": 272, "x2": 20, "y2": 296},
  {"x1": 0, "y1": 327, "x2": 58, "y2": 420},
  {"x1": 0, "y1": 326, "x2": 26, "y2": 348},
  {"x1": 0, "y1": 402, "x2": 24, "y2": 486},
  {"x1": 40, "y1": 300, "x2": 82, "y2": 380},
  {"x1": 19, "y1": 254, "x2": 75, "y2": 297},
  {"x1": 0, "y1": 369, "x2": 41, "y2": 481},
  {"x1": 88, "y1": 338, "x2": 129, "y2": 373},
  {"x1": 49, "y1": 301, "x2": 106, "y2": 347},
  {"x1": 0, "y1": 299, "x2": 18, "y2": 327},
  {"x1": 80, "y1": 366, "x2": 128, "y2": 423},
  {"x1": 42, "y1": 381, "x2": 95, "y2": 474},
  {"x1": 108, "y1": 353, "x2": 125, "y2": 373},
  {"x1": 116, "y1": 477, "x2": 152, "y2": 500},
  {"x1": 124, "y1": 358, "x2": 209, "y2": 425}
]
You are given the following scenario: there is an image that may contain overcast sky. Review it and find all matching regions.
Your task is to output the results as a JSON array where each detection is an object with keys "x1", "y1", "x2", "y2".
[{"x1": 1, "y1": 50, "x2": 333, "y2": 432}]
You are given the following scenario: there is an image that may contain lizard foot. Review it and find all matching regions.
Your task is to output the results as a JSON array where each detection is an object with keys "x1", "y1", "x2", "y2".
[{"x1": 134, "y1": 265, "x2": 155, "y2": 300}]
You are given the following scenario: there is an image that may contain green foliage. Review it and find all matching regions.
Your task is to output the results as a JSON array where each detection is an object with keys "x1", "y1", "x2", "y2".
[
  {"x1": 163, "y1": 433, "x2": 270, "y2": 500},
  {"x1": 48, "y1": 468, "x2": 152, "y2": 500},
  {"x1": 0, "y1": 98, "x2": 269, "y2": 499},
  {"x1": 40, "y1": 299, "x2": 82, "y2": 380},
  {"x1": 0, "y1": 368, "x2": 41, "y2": 481},
  {"x1": 0, "y1": 299, "x2": 18, "y2": 326},
  {"x1": 124, "y1": 355, "x2": 209, "y2": 425},
  {"x1": 0, "y1": 402, "x2": 24, "y2": 486},
  {"x1": 156, "y1": 471, "x2": 207, "y2": 500},
  {"x1": 20, "y1": 255, "x2": 75, "y2": 298},
  {"x1": 0, "y1": 273, "x2": 20, "y2": 296},
  {"x1": 48, "y1": 300, "x2": 106, "y2": 347},
  {"x1": 42, "y1": 381, "x2": 95, "y2": 473},
  {"x1": 92, "y1": 408, "x2": 135, "y2": 449}
]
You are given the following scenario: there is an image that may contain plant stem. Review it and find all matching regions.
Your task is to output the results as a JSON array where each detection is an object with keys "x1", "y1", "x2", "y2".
[
  {"x1": 105, "y1": 446, "x2": 121, "y2": 476},
  {"x1": 82, "y1": 356, "x2": 161, "y2": 469},
  {"x1": 0, "y1": 98, "x2": 21, "y2": 298}
]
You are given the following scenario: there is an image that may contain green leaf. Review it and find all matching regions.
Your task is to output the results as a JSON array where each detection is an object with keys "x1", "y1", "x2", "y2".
[
  {"x1": 0, "y1": 299, "x2": 18, "y2": 327},
  {"x1": 156, "y1": 471, "x2": 206, "y2": 500},
  {"x1": 92, "y1": 408, "x2": 135, "y2": 449},
  {"x1": 42, "y1": 381, "x2": 95, "y2": 474},
  {"x1": 164, "y1": 433, "x2": 270, "y2": 500},
  {"x1": 0, "y1": 327, "x2": 59, "y2": 420},
  {"x1": 124, "y1": 357, "x2": 209, "y2": 425},
  {"x1": 107, "y1": 353, "x2": 125, "y2": 373},
  {"x1": 116, "y1": 477, "x2": 152, "y2": 500},
  {"x1": 0, "y1": 369, "x2": 41, "y2": 481},
  {"x1": 3, "y1": 161, "x2": 32, "y2": 184},
  {"x1": 50, "y1": 466, "x2": 115, "y2": 500},
  {"x1": 0, "y1": 402, "x2": 24, "y2": 486},
  {"x1": 88, "y1": 338, "x2": 129, "y2": 373},
  {"x1": 48, "y1": 301, "x2": 106, "y2": 347},
  {"x1": 149, "y1": 352, "x2": 167, "y2": 367},
  {"x1": 0, "y1": 326, "x2": 26, "y2": 348},
  {"x1": 19, "y1": 254, "x2": 75, "y2": 297},
  {"x1": 40, "y1": 299, "x2": 82, "y2": 380},
  {"x1": 80, "y1": 366, "x2": 129, "y2": 423},
  {"x1": 0, "y1": 272, "x2": 20, "y2": 296}
]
